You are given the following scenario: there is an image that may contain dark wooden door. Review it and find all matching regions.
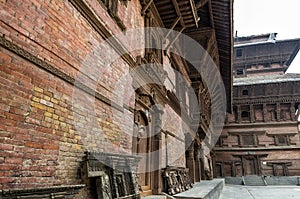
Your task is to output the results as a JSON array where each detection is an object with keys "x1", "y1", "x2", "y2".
[
  {"x1": 134, "y1": 111, "x2": 152, "y2": 196},
  {"x1": 244, "y1": 158, "x2": 256, "y2": 175}
]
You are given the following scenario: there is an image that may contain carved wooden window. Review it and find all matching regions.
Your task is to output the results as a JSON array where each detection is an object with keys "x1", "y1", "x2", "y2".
[
  {"x1": 241, "y1": 111, "x2": 250, "y2": 121},
  {"x1": 274, "y1": 135, "x2": 290, "y2": 146},
  {"x1": 216, "y1": 136, "x2": 227, "y2": 147},
  {"x1": 216, "y1": 138, "x2": 223, "y2": 147},
  {"x1": 254, "y1": 85, "x2": 264, "y2": 96},
  {"x1": 239, "y1": 134, "x2": 257, "y2": 147},
  {"x1": 99, "y1": 0, "x2": 126, "y2": 30},
  {"x1": 243, "y1": 135, "x2": 255, "y2": 145},
  {"x1": 233, "y1": 87, "x2": 238, "y2": 97},
  {"x1": 236, "y1": 69, "x2": 244, "y2": 76},
  {"x1": 236, "y1": 49, "x2": 243, "y2": 57},
  {"x1": 242, "y1": 89, "x2": 248, "y2": 96},
  {"x1": 267, "y1": 162, "x2": 292, "y2": 176},
  {"x1": 143, "y1": 5, "x2": 163, "y2": 64}
]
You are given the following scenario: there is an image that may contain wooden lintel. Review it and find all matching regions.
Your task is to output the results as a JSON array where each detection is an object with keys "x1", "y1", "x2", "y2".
[
  {"x1": 185, "y1": 27, "x2": 213, "y2": 38},
  {"x1": 141, "y1": 0, "x2": 154, "y2": 15}
]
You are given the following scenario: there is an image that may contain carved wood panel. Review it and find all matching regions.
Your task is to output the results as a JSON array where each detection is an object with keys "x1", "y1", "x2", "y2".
[{"x1": 163, "y1": 167, "x2": 193, "y2": 195}]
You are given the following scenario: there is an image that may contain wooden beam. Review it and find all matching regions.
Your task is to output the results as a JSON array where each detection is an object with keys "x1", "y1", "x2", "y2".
[
  {"x1": 164, "y1": 16, "x2": 181, "y2": 41},
  {"x1": 165, "y1": 26, "x2": 185, "y2": 51},
  {"x1": 185, "y1": 26, "x2": 213, "y2": 38},
  {"x1": 208, "y1": 0, "x2": 215, "y2": 29},
  {"x1": 189, "y1": 0, "x2": 199, "y2": 28},
  {"x1": 171, "y1": 0, "x2": 185, "y2": 27},
  {"x1": 141, "y1": 0, "x2": 153, "y2": 15}
]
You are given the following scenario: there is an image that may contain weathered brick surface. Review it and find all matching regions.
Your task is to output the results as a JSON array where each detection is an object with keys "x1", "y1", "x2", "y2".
[{"x1": 0, "y1": 0, "x2": 144, "y2": 194}]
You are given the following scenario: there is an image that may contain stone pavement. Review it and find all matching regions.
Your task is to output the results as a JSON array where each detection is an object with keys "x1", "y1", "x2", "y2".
[{"x1": 220, "y1": 185, "x2": 300, "y2": 199}]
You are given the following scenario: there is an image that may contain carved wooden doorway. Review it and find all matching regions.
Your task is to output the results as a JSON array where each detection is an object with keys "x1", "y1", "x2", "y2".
[
  {"x1": 233, "y1": 154, "x2": 268, "y2": 176},
  {"x1": 234, "y1": 154, "x2": 268, "y2": 176},
  {"x1": 133, "y1": 110, "x2": 152, "y2": 196}
]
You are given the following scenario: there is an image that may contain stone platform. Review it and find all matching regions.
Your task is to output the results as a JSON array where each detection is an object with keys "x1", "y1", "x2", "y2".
[{"x1": 174, "y1": 179, "x2": 224, "y2": 199}]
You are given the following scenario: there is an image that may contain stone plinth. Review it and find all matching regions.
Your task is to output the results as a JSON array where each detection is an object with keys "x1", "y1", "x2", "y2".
[{"x1": 174, "y1": 179, "x2": 224, "y2": 199}]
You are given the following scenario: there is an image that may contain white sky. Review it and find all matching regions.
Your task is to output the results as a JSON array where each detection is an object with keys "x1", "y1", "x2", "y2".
[{"x1": 234, "y1": 0, "x2": 300, "y2": 73}]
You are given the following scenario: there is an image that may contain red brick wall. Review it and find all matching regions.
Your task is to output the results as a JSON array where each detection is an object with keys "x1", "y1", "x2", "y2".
[{"x1": 0, "y1": 0, "x2": 144, "y2": 193}]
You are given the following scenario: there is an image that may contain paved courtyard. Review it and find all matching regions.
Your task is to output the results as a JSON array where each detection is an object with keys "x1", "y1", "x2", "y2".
[{"x1": 220, "y1": 185, "x2": 300, "y2": 199}]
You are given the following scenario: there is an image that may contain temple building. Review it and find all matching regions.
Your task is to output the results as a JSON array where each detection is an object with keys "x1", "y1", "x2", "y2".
[
  {"x1": 213, "y1": 33, "x2": 300, "y2": 178},
  {"x1": 0, "y1": 0, "x2": 233, "y2": 198}
]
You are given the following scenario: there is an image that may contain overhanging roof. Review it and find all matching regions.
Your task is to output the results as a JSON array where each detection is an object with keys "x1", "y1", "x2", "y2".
[
  {"x1": 211, "y1": 0, "x2": 233, "y2": 112},
  {"x1": 152, "y1": 0, "x2": 233, "y2": 112}
]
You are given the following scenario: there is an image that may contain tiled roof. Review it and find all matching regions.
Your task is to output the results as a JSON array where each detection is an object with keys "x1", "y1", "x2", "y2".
[{"x1": 234, "y1": 73, "x2": 300, "y2": 86}]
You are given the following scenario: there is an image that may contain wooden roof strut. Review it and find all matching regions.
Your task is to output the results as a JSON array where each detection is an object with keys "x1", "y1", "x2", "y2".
[{"x1": 141, "y1": 0, "x2": 154, "y2": 15}]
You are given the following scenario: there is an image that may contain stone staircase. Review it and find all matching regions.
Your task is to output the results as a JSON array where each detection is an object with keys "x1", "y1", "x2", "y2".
[{"x1": 242, "y1": 176, "x2": 267, "y2": 186}]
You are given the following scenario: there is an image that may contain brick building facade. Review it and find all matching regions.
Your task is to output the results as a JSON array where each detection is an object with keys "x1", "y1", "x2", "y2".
[
  {"x1": 213, "y1": 34, "x2": 300, "y2": 178},
  {"x1": 0, "y1": 0, "x2": 233, "y2": 198}
]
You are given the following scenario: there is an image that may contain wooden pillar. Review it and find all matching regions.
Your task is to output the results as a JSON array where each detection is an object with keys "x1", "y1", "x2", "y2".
[
  {"x1": 185, "y1": 134, "x2": 195, "y2": 183},
  {"x1": 186, "y1": 143, "x2": 195, "y2": 183},
  {"x1": 263, "y1": 103, "x2": 268, "y2": 122},
  {"x1": 231, "y1": 162, "x2": 236, "y2": 177},
  {"x1": 151, "y1": 105, "x2": 164, "y2": 194},
  {"x1": 250, "y1": 104, "x2": 255, "y2": 123},
  {"x1": 290, "y1": 102, "x2": 295, "y2": 121},
  {"x1": 194, "y1": 144, "x2": 201, "y2": 182},
  {"x1": 276, "y1": 103, "x2": 281, "y2": 121},
  {"x1": 237, "y1": 105, "x2": 241, "y2": 123}
]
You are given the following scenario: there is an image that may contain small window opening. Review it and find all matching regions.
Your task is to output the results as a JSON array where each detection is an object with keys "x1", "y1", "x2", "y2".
[
  {"x1": 236, "y1": 49, "x2": 243, "y2": 57},
  {"x1": 242, "y1": 89, "x2": 249, "y2": 95}
]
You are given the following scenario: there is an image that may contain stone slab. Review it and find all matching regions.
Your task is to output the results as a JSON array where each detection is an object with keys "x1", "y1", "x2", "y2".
[
  {"x1": 142, "y1": 195, "x2": 167, "y2": 199},
  {"x1": 220, "y1": 185, "x2": 300, "y2": 199},
  {"x1": 174, "y1": 179, "x2": 224, "y2": 199}
]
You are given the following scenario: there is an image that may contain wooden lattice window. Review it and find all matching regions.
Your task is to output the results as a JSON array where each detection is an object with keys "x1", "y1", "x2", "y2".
[
  {"x1": 238, "y1": 134, "x2": 258, "y2": 147},
  {"x1": 243, "y1": 135, "x2": 255, "y2": 146},
  {"x1": 242, "y1": 89, "x2": 249, "y2": 96},
  {"x1": 99, "y1": 0, "x2": 126, "y2": 30},
  {"x1": 236, "y1": 49, "x2": 243, "y2": 57},
  {"x1": 241, "y1": 111, "x2": 250, "y2": 121},
  {"x1": 274, "y1": 135, "x2": 290, "y2": 146}
]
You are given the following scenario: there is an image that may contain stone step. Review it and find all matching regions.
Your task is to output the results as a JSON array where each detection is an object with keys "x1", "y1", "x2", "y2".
[
  {"x1": 140, "y1": 189, "x2": 154, "y2": 197},
  {"x1": 142, "y1": 195, "x2": 167, "y2": 199},
  {"x1": 174, "y1": 179, "x2": 225, "y2": 199},
  {"x1": 243, "y1": 176, "x2": 266, "y2": 186}
]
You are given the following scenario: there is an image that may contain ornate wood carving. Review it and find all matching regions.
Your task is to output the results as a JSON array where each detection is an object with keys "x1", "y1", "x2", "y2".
[
  {"x1": 267, "y1": 162, "x2": 292, "y2": 176},
  {"x1": 0, "y1": 185, "x2": 85, "y2": 199},
  {"x1": 80, "y1": 151, "x2": 141, "y2": 199},
  {"x1": 98, "y1": 0, "x2": 126, "y2": 31},
  {"x1": 162, "y1": 167, "x2": 193, "y2": 195}
]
